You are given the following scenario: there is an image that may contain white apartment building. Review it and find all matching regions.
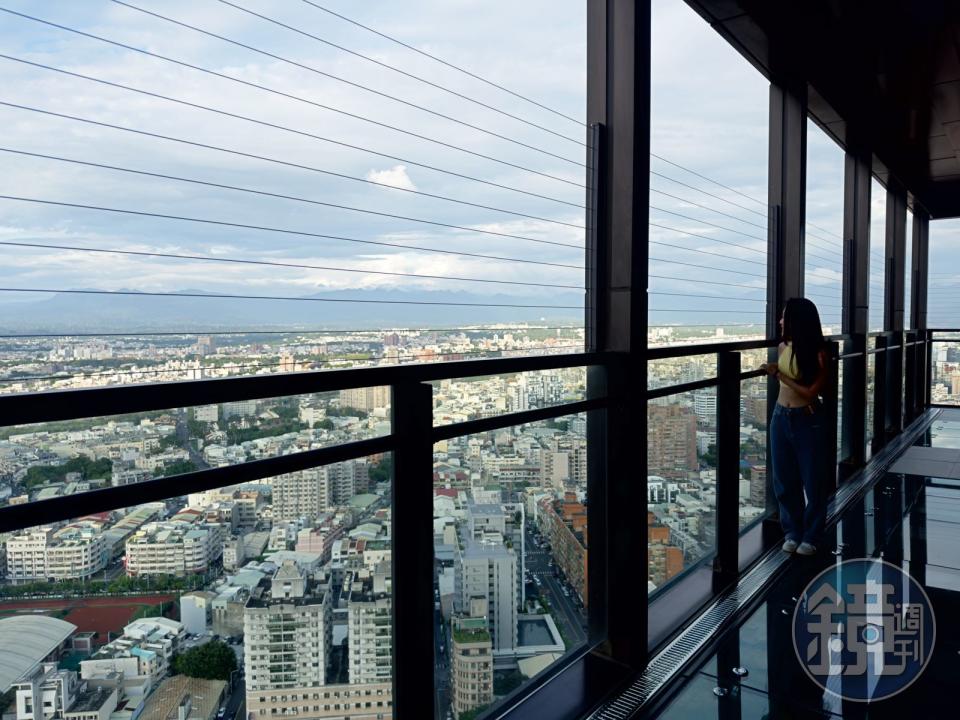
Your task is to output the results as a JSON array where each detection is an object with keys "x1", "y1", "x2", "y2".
[
  {"x1": 451, "y1": 615, "x2": 493, "y2": 718},
  {"x1": 80, "y1": 618, "x2": 184, "y2": 699},
  {"x1": 244, "y1": 562, "x2": 332, "y2": 694},
  {"x1": 338, "y1": 386, "x2": 390, "y2": 412},
  {"x1": 180, "y1": 591, "x2": 217, "y2": 635},
  {"x1": 193, "y1": 404, "x2": 219, "y2": 423},
  {"x1": 345, "y1": 564, "x2": 392, "y2": 686},
  {"x1": 125, "y1": 523, "x2": 221, "y2": 577},
  {"x1": 222, "y1": 535, "x2": 245, "y2": 571},
  {"x1": 271, "y1": 469, "x2": 331, "y2": 522},
  {"x1": 13, "y1": 663, "x2": 120, "y2": 720},
  {"x1": 5, "y1": 529, "x2": 49, "y2": 582},
  {"x1": 13, "y1": 664, "x2": 81, "y2": 720},
  {"x1": 272, "y1": 462, "x2": 368, "y2": 522},
  {"x1": 188, "y1": 490, "x2": 260, "y2": 528},
  {"x1": 6, "y1": 523, "x2": 107, "y2": 583},
  {"x1": 455, "y1": 538, "x2": 518, "y2": 652}
]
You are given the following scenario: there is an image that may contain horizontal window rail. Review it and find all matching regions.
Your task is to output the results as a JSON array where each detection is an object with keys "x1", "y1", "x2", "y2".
[
  {"x1": 0, "y1": 435, "x2": 390, "y2": 532},
  {"x1": 0, "y1": 351, "x2": 603, "y2": 427},
  {"x1": 0, "y1": 351, "x2": 605, "y2": 533},
  {"x1": 0, "y1": 329, "x2": 934, "y2": 533}
]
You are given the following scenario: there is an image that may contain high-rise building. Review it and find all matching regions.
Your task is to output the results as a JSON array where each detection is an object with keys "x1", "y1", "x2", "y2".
[
  {"x1": 749, "y1": 464, "x2": 767, "y2": 508},
  {"x1": 244, "y1": 561, "x2": 332, "y2": 694},
  {"x1": 693, "y1": 389, "x2": 717, "y2": 426},
  {"x1": 451, "y1": 612, "x2": 493, "y2": 718},
  {"x1": 272, "y1": 469, "x2": 331, "y2": 522},
  {"x1": 272, "y1": 461, "x2": 370, "y2": 522},
  {"x1": 647, "y1": 404, "x2": 698, "y2": 480},
  {"x1": 195, "y1": 335, "x2": 215, "y2": 356},
  {"x1": 346, "y1": 562, "x2": 392, "y2": 685},
  {"x1": 455, "y1": 538, "x2": 517, "y2": 651},
  {"x1": 338, "y1": 386, "x2": 390, "y2": 412},
  {"x1": 325, "y1": 460, "x2": 370, "y2": 505}
]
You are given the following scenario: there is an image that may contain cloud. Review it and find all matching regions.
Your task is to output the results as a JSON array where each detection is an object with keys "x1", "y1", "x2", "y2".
[{"x1": 365, "y1": 165, "x2": 417, "y2": 192}]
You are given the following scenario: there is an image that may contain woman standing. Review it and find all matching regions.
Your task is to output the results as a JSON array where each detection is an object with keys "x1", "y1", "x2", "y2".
[{"x1": 761, "y1": 298, "x2": 830, "y2": 556}]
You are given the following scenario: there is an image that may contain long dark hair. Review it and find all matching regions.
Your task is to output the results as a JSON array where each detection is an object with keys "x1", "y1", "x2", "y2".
[{"x1": 782, "y1": 297, "x2": 825, "y2": 385}]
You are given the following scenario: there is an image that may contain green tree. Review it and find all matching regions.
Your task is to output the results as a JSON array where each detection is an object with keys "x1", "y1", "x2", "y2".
[
  {"x1": 0, "y1": 688, "x2": 16, "y2": 714},
  {"x1": 368, "y1": 456, "x2": 393, "y2": 484},
  {"x1": 493, "y1": 669, "x2": 525, "y2": 696},
  {"x1": 158, "y1": 460, "x2": 198, "y2": 477},
  {"x1": 273, "y1": 402, "x2": 300, "y2": 420},
  {"x1": 24, "y1": 455, "x2": 112, "y2": 488},
  {"x1": 699, "y1": 443, "x2": 718, "y2": 468},
  {"x1": 173, "y1": 640, "x2": 237, "y2": 680},
  {"x1": 326, "y1": 406, "x2": 369, "y2": 419},
  {"x1": 157, "y1": 434, "x2": 181, "y2": 452},
  {"x1": 313, "y1": 419, "x2": 335, "y2": 431}
]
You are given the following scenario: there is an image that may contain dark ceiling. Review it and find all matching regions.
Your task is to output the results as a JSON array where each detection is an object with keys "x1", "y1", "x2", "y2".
[{"x1": 687, "y1": 0, "x2": 960, "y2": 218}]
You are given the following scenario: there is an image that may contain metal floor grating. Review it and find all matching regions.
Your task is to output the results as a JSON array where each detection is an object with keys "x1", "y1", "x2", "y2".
[{"x1": 585, "y1": 408, "x2": 940, "y2": 720}]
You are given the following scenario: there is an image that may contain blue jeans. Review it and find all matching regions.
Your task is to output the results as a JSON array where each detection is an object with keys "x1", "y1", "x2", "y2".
[{"x1": 770, "y1": 402, "x2": 826, "y2": 546}]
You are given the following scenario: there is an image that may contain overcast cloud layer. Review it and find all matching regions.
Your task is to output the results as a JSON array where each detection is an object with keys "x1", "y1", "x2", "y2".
[{"x1": 0, "y1": 0, "x2": 948, "y2": 332}]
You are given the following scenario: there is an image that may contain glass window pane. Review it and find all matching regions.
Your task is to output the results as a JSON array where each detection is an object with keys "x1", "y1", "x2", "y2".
[
  {"x1": 928, "y1": 219, "x2": 960, "y2": 331},
  {"x1": 928, "y1": 219, "x2": 960, "y2": 404},
  {"x1": 432, "y1": 367, "x2": 587, "y2": 427},
  {"x1": 648, "y1": 0, "x2": 768, "y2": 348},
  {"x1": 869, "y1": 180, "x2": 887, "y2": 333},
  {"x1": 0, "y1": 390, "x2": 388, "y2": 501},
  {"x1": 648, "y1": 354, "x2": 718, "y2": 391},
  {"x1": 434, "y1": 414, "x2": 588, "y2": 719},
  {"x1": 866, "y1": 342, "x2": 876, "y2": 458},
  {"x1": 0, "y1": 456, "x2": 393, "y2": 715},
  {"x1": 905, "y1": 210, "x2": 914, "y2": 330},
  {"x1": 930, "y1": 333, "x2": 960, "y2": 406},
  {"x1": 0, "y1": 0, "x2": 588, "y2": 395},
  {"x1": 648, "y1": 391, "x2": 715, "y2": 594},
  {"x1": 739, "y1": 375, "x2": 768, "y2": 529},
  {"x1": 804, "y1": 120, "x2": 844, "y2": 335},
  {"x1": 836, "y1": 355, "x2": 845, "y2": 462}
]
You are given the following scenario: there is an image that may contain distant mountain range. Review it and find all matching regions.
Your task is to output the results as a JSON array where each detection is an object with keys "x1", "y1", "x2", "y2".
[{"x1": 0, "y1": 288, "x2": 586, "y2": 333}]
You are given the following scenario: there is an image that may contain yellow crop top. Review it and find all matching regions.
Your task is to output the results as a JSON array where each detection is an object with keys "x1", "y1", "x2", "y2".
[{"x1": 777, "y1": 342, "x2": 800, "y2": 380}]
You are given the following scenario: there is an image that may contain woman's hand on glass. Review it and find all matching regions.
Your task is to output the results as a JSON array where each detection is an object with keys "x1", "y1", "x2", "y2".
[{"x1": 760, "y1": 361, "x2": 779, "y2": 377}]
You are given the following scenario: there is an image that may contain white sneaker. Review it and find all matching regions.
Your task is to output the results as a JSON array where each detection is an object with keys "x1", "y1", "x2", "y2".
[
  {"x1": 782, "y1": 539, "x2": 798, "y2": 553},
  {"x1": 796, "y1": 542, "x2": 816, "y2": 556}
]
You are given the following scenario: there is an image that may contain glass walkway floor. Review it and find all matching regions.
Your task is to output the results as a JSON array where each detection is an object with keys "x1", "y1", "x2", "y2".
[{"x1": 650, "y1": 409, "x2": 960, "y2": 719}]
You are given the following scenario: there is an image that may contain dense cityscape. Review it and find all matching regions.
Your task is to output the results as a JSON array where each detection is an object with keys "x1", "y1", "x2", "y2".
[{"x1": 0, "y1": 325, "x2": 957, "y2": 720}]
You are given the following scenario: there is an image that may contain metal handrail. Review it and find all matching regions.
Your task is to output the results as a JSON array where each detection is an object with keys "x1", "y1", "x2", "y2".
[
  {"x1": 0, "y1": 350, "x2": 604, "y2": 427},
  {"x1": 0, "y1": 350, "x2": 608, "y2": 533}
]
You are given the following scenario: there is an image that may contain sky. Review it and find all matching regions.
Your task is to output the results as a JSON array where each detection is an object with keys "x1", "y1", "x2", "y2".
[
  {"x1": 0, "y1": 0, "x2": 948, "y2": 333},
  {"x1": 0, "y1": 0, "x2": 588, "y2": 329}
]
